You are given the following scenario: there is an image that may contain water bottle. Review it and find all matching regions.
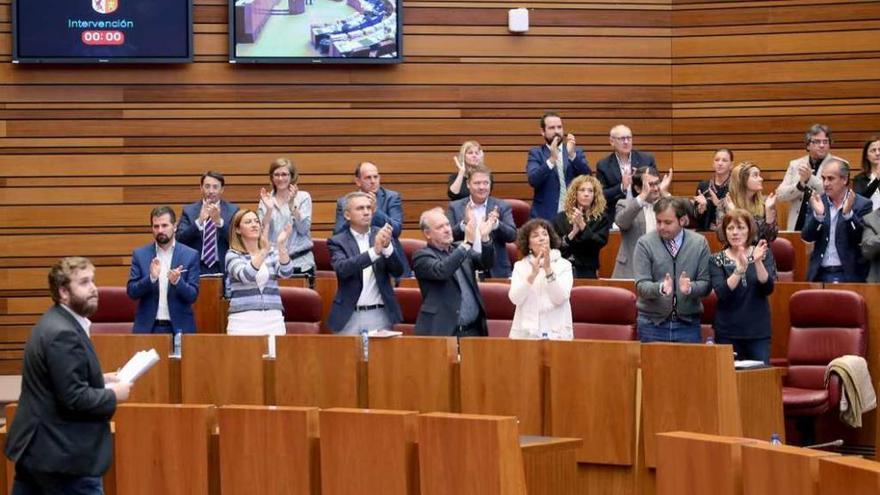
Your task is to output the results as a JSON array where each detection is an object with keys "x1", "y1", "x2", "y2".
[
  {"x1": 360, "y1": 329, "x2": 369, "y2": 361},
  {"x1": 172, "y1": 329, "x2": 182, "y2": 357},
  {"x1": 541, "y1": 330, "x2": 549, "y2": 340},
  {"x1": 705, "y1": 336, "x2": 714, "y2": 345},
  {"x1": 770, "y1": 433, "x2": 782, "y2": 446}
]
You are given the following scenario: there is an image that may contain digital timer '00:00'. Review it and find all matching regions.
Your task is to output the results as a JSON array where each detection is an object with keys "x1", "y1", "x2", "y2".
[{"x1": 81, "y1": 30, "x2": 125, "y2": 46}]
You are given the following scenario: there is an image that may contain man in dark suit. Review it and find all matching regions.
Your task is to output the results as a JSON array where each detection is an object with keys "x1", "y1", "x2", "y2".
[
  {"x1": 412, "y1": 207, "x2": 495, "y2": 336},
  {"x1": 5, "y1": 257, "x2": 131, "y2": 494},
  {"x1": 526, "y1": 112, "x2": 591, "y2": 220},
  {"x1": 127, "y1": 206, "x2": 200, "y2": 334},
  {"x1": 333, "y1": 161, "x2": 410, "y2": 276},
  {"x1": 595, "y1": 124, "x2": 658, "y2": 219},
  {"x1": 802, "y1": 159, "x2": 873, "y2": 282},
  {"x1": 447, "y1": 165, "x2": 517, "y2": 278},
  {"x1": 327, "y1": 192, "x2": 404, "y2": 334},
  {"x1": 176, "y1": 171, "x2": 240, "y2": 276}
]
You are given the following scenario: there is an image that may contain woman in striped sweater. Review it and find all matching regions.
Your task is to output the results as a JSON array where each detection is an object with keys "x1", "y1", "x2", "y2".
[{"x1": 225, "y1": 208, "x2": 296, "y2": 357}]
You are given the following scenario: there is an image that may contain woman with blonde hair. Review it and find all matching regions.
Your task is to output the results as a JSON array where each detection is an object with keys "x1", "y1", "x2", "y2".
[
  {"x1": 258, "y1": 157, "x2": 315, "y2": 277},
  {"x1": 447, "y1": 140, "x2": 487, "y2": 200},
  {"x1": 721, "y1": 161, "x2": 778, "y2": 242},
  {"x1": 226, "y1": 209, "x2": 296, "y2": 357},
  {"x1": 552, "y1": 175, "x2": 611, "y2": 278}
]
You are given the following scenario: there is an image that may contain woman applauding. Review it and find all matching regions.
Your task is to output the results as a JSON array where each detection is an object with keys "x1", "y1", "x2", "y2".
[
  {"x1": 226, "y1": 209, "x2": 296, "y2": 357},
  {"x1": 508, "y1": 219, "x2": 574, "y2": 340},
  {"x1": 709, "y1": 209, "x2": 776, "y2": 363},
  {"x1": 553, "y1": 175, "x2": 611, "y2": 279}
]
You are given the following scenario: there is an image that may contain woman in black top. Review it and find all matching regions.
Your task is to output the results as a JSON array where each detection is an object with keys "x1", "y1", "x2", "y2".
[
  {"x1": 709, "y1": 209, "x2": 776, "y2": 364},
  {"x1": 553, "y1": 175, "x2": 611, "y2": 278},
  {"x1": 693, "y1": 148, "x2": 733, "y2": 231},
  {"x1": 447, "y1": 140, "x2": 485, "y2": 200},
  {"x1": 852, "y1": 136, "x2": 880, "y2": 210}
]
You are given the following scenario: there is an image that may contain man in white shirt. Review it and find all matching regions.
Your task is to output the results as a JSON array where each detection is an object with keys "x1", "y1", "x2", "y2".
[
  {"x1": 326, "y1": 192, "x2": 405, "y2": 334},
  {"x1": 127, "y1": 206, "x2": 200, "y2": 334}
]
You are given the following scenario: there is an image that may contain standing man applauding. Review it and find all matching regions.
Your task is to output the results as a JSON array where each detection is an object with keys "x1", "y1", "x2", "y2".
[
  {"x1": 526, "y1": 112, "x2": 591, "y2": 220},
  {"x1": 177, "y1": 171, "x2": 239, "y2": 276}
]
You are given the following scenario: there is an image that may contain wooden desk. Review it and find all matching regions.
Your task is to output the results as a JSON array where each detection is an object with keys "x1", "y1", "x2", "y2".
[
  {"x1": 520, "y1": 436, "x2": 581, "y2": 495},
  {"x1": 181, "y1": 335, "x2": 266, "y2": 405},
  {"x1": 218, "y1": 405, "x2": 319, "y2": 495},
  {"x1": 113, "y1": 404, "x2": 216, "y2": 495},
  {"x1": 419, "y1": 412, "x2": 528, "y2": 495},
  {"x1": 459, "y1": 338, "x2": 544, "y2": 435},
  {"x1": 741, "y1": 442, "x2": 837, "y2": 495},
  {"x1": 736, "y1": 366, "x2": 785, "y2": 441},
  {"x1": 656, "y1": 432, "x2": 756, "y2": 495},
  {"x1": 274, "y1": 334, "x2": 362, "y2": 408},
  {"x1": 641, "y1": 344, "x2": 742, "y2": 468},
  {"x1": 92, "y1": 334, "x2": 172, "y2": 403},
  {"x1": 320, "y1": 408, "x2": 419, "y2": 495},
  {"x1": 818, "y1": 455, "x2": 880, "y2": 494},
  {"x1": 368, "y1": 336, "x2": 457, "y2": 412}
]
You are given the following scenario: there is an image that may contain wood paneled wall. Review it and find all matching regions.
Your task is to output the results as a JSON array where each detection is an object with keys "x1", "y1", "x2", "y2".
[{"x1": 0, "y1": 0, "x2": 878, "y2": 372}]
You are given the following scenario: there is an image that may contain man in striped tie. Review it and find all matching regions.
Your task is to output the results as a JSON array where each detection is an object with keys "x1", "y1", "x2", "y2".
[
  {"x1": 632, "y1": 197, "x2": 711, "y2": 343},
  {"x1": 177, "y1": 171, "x2": 240, "y2": 276}
]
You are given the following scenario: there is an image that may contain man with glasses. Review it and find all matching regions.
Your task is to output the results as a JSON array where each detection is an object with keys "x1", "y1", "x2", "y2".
[
  {"x1": 596, "y1": 124, "x2": 657, "y2": 219},
  {"x1": 778, "y1": 124, "x2": 847, "y2": 231}
]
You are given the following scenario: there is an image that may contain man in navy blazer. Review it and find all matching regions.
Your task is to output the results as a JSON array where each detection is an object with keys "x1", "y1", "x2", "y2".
[
  {"x1": 127, "y1": 206, "x2": 200, "y2": 334},
  {"x1": 6, "y1": 257, "x2": 130, "y2": 493},
  {"x1": 333, "y1": 161, "x2": 410, "y2": 276},
  {"x1": 447, "y1": 165, "x2": 517, "y2": 278},
  {"x1": 595, "y1": 125, "x2": 658, "y2": 219},
  {"x1": 176, "y1": 171, "x2": 240, "y2": 276},
  {"x1": 327, "y1": 192, "x2": 404, "y2": 334},
  {"x1": 526, "y1": 112, "x2": 591, "y2": 220},
  {"x1": 412, "y1": 207, "x2": 495, "y2": 336},
  {"x1": 802, "y1": 159, "x2": 873, "y2": 282}
]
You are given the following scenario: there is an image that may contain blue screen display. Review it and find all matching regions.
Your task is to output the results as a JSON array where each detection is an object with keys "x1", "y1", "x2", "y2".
[{"x1": 14, "y1": 0, "x2": 191, "y2": 61}]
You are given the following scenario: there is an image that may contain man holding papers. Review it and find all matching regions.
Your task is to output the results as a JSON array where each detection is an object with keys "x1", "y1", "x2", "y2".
[{"x1": 6, "y1": 257, "x2": 131, "y2": 494}]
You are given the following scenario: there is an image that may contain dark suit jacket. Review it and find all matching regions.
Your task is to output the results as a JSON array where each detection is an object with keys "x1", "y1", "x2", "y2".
[
  {"x1": 802, "y1": 193, "x2": 872, "y2": 282},
  {"x1": 333, "y1": 187, "x2": 410, "y2": 276},
  {"x1": 326, "y1": 227, "x2": 404, "y2": 332},
  {"x1": 526, "y1": 145, "x2": 591, "y2": 220},
  {"x1": 447, "y1": 196, "x2": 517, "y2": 278},
  {"x1": 595, "y1": 150, "x2": 657, "y2": 220},
  {"x1": 412, "y1": 242, "x2": 495, "y2": 336},
  {"x1": 127, "y1": 242, "x2": 201, "y2": 333},
  {"x1": 176, "y1": 199, "x2": 239, "y2": 275},
  {"x1": 5, "y1": 305, "x2": 117, "y2": 476}
]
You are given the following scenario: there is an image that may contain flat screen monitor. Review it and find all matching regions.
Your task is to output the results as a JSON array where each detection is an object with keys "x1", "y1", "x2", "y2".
[
  {"x1": 228, "y1": 0, "x2": 402, "y2": 63},
  {"x1": 12, "y1": 0, "x2": 193, "y2": 63}
]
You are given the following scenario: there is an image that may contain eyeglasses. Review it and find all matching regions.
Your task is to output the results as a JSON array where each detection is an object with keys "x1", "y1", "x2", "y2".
[
  {"x1": 810, "y1": 139, "x2": 830, "y2": 145},
  {"x1": 613, "y1": 136, "x2": 633, "y2": 142}
]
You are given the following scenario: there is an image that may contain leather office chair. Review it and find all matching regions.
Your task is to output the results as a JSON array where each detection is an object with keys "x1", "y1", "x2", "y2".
[
  {"x1": 392, "y1": 286, "x2": 421, "y2": 335},
  {"x1": 312, "y1": 238, "x2": 335, "y2": 278},
  {"x1": 570, "y1": 286, "x2": 637, "y2": 340},
  {"x1": 279, "y1": 287, "x2": 322, "y2": 334},
  {"x1": 770, "y1": 237, "x2": 795, "y2": 282},
  {"x1": 782, "y1": 290, "x2": 867, "y2": 444},
  {"x1": 90, "y1": 287, "x2": 137, "y2": 334},
  {"x1": 503, "y1": 198, "x2": 531, "y2": 229},
  {"x1": 478, "y1": 282, "x2": 515, "y2": 337},
  {"x1": 506, "y1": 242, "x2": 521, "y2": 264},
  {"x1": 400, "y1": 238, "x2": 427, "y2": 270}
]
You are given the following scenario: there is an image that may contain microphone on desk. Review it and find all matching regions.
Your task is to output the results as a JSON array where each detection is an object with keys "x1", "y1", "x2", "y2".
[{"x1": 804, "y1": 439, "x2": 844, "y2": 450}]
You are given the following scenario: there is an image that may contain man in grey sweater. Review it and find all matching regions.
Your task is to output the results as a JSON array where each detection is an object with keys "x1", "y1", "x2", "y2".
[{"x1": 633, "y1": 197, "x2": 711, "y2": 343}]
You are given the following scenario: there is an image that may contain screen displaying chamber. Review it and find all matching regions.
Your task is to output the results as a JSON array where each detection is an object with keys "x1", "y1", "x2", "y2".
[
  {"x1": 13, "y1": 0, "x2": 192, "y2": 62},
  {"x1": 229, "y1": 0, "x2": 401, "y2": 63}
]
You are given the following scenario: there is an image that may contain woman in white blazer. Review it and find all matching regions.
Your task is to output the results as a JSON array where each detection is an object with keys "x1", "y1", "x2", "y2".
[{"x1": 508, "y1": 219, "x2": 574, "y2": 340}]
